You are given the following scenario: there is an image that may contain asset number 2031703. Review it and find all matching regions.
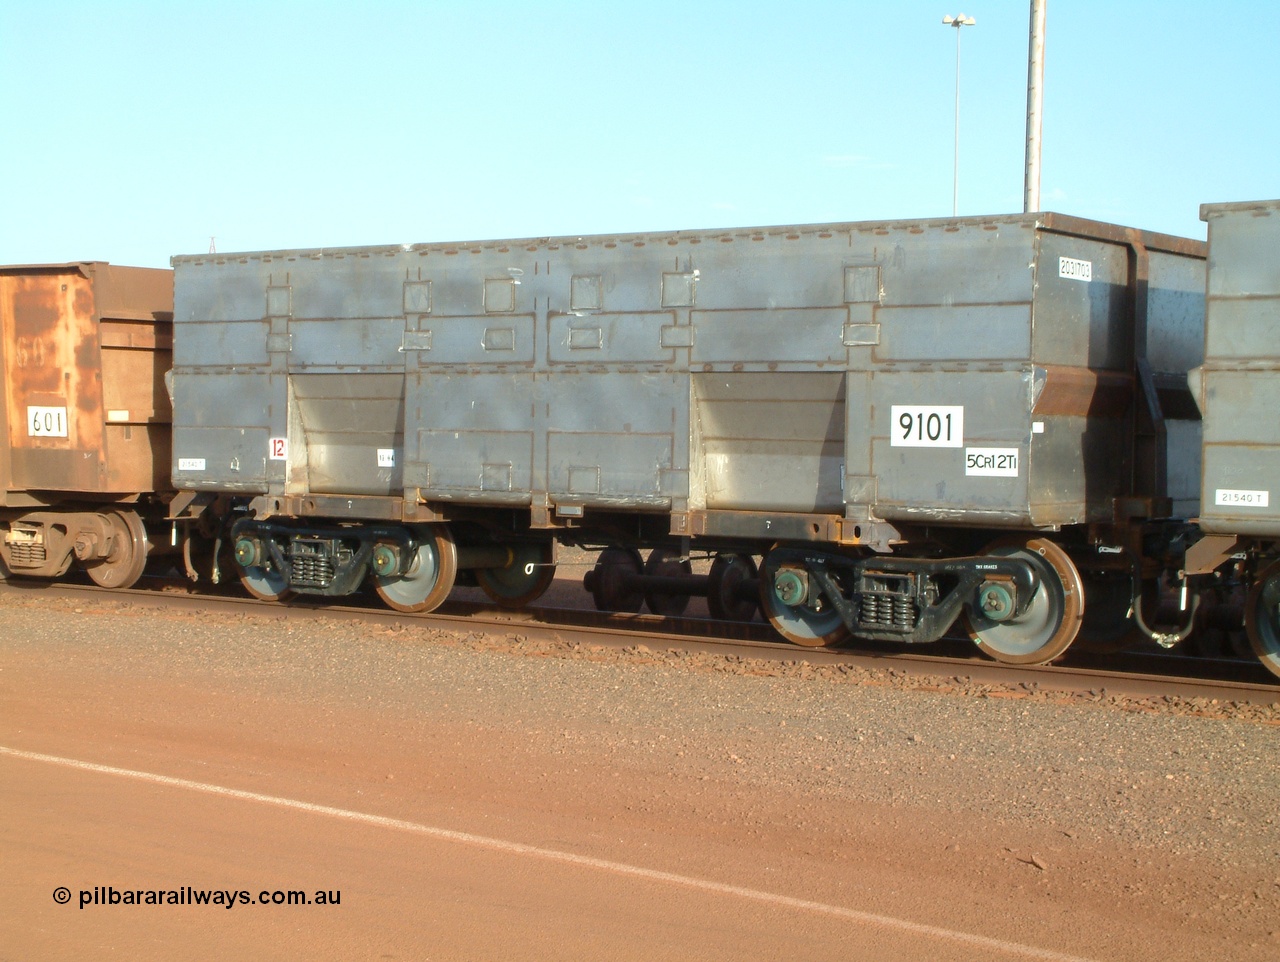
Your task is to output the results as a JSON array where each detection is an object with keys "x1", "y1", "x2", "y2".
[{"x1": 890, "y1": 405, "x2": 964, "y2": 448}]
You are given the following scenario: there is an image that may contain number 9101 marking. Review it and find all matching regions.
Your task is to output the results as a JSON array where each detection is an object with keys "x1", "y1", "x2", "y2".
[{"x1": 890, "y1": 405, "x2": 963, "y2": 448}]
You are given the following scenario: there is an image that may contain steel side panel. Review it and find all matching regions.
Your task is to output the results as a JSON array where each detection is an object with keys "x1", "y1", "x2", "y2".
[
  {"x1": 171, "y1": 426, "x2": 270, "y2": 492},
  {"x1": 413, "y1": 316, "x2": 536, "y2": 365},
  {"x1": 291, "y1": 261, "x2": 409, "y2": 320},
  {"x1": 171, "y1": 372, "x2": 276, "y2": 490},
  {"x1": 1200, "y1": 445, "x2": 1280, "y2": 535},
  {"x1": 860, "y1": 222, "x2": 1036, "y2": 308},
  {"x1": 415, "y1": 430, "x2": 535, "y2": 497},
  {"x1": 690, "y1": 309, "x2": 847, "y2": 365},
  {"x1": 1199, "y1": 370, "x2": 1280, "y2": 445},
  {"x1": 174, "y1": 320, "x2": 269, "y2": 367},
  {"x1": 547, "y1": 432, "x2": 675, "y2": 503},
  {"x1": 548, "y1": 312, "x2": 676, "y2": 364},
  {"x1": 1032, "y1": 234, "x2": 1131, "y2": 370},
  {"x1": 1, "y1": 265, "x2": 173, "y2": 495},
  {"x1": 173, "y1": 277, "x2": 267, "y2": 324},
  {"x1": 171, "y1": 372, "x2": 274, "y2": 429},
  {"x1": 1146, "y1": 250, "x2": 1206, "y2": 374},
  {"x1": 545, "y1": 372, "x2": 685, "y2": 505},
  {"x1": 289, "y1": 318, "x2": 407, "y2": 368},
  {"x1": 877, "y1": 305, "x2": 1030, "y2": 362},
  {"x1": 1198, "y1": 202, "x2": 1279, "y2": 529},
  {"x1": 1, "y1": 271, "x2": 104, "y2": 490},
  {"x1": 1204, "y1": 298, "x2": 1280, "y2": 360},
  {"x1": 305, "y1": 439, "x2": 402, "y2": 496},
  {"x1": 870, "y1": 370, "x2": 1038, "y2": 523},
  {"x1": 1204, "y1": 203, "x2": 1280, "y2": 299}
]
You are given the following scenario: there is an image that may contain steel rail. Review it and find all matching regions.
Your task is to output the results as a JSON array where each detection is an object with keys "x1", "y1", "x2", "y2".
[{"x1": 2, "y1": 576, "x2": 1276, "y2": 708}]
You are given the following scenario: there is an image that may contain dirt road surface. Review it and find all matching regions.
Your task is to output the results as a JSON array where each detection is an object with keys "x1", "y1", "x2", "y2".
[{"x1": 1, "y1": 589, "x2": 1277, "y2": 961}]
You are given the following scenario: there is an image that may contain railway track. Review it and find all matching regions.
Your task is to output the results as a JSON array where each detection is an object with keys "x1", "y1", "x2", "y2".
[{"x1": 4, "y1": 573, "x2": 1277, "y2": 709}]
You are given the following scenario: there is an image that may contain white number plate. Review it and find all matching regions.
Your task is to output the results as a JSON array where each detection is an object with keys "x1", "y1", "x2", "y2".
[
  {"x1": 965, "y1": 447, "x2": 1019, "y2": 477},
  {"x1": 27, "y1": 406, "x2": 68, "y2": 438},
  {"x1": 268, "y1": 437, "x2": 289, "y2": 461},
  {"x1": 377, "y1": 449, "x2": 395, "y2": 467},
  {"x1": 178, "y1": 458, "x2": 207, "y2": 472},
  {"x1": 1058, "y1": 256, "x2": 1093, "y2": 282},
  {"x1": 1215, "y1": 488, "x2": 1270, "y2": 508},
  {"x1": 891, "y1": 405, "x2": 963, "y2": 448}
]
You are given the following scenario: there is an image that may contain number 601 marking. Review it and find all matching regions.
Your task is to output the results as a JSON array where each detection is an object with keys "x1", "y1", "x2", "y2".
[
  {"x1": 27, "y1": 405, "x2": 68, "y2": 438},
  {"x1": 890, "y1": 405, "x2": 964, "y2": 448}
]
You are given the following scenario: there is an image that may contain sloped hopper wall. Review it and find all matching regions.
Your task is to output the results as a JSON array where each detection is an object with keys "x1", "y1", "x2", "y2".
[{"x1": 289, "y1": 373, "x2": 404, "y2": 496}]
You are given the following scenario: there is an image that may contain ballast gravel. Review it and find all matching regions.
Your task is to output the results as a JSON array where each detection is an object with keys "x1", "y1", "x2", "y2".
[{"x1": 3, "y1": 591, "x2": 1275, "y2": 868}]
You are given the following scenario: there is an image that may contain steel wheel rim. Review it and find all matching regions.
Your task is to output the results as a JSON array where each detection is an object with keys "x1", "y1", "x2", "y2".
[
  {"x1": 707, "y1": 553, "x2": 759, "y2": 622},
  {"x1": 476, "y1": 542, "x2": 556, "y2": 608},
  {"x1": 588, "y1": 547, "x2": 644, "y2": 613},
  {"x1": 374, "y1": 525, "x2": 457, "y2": 613},
  {"x1": 240, "y1": 563, "x2": 292, "y2": 602},
  {"x1": 966, "y1": 538, "x2": 1083, "y2": 664},
  {"x1": 1244, "y1": 559, "x2": 1280, "y2": 679},
  {"x1": 643, "y1": 547, "x2": 692, "y2": 617},
  {"x1": 86, "y1": 510, "x2": 149, "y2": 589},
  {"x1": 759, "y1": 551, "x2": 850, "y2": 648}
]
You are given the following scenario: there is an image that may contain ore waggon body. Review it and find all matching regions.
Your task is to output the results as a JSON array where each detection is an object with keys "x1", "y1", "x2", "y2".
[
  {"x1": 6, "y1": 203, "x2": 1279, "y2": 681},
  {"x1": 167, "y1": 212, "x2": 1208, "y2": 665},
  {"x1": 1190, "y1": 200, "x2": 1280, "y2": 675},
  {"x1": 0, "y1": 263, "x2": 173, "y2": 587}
]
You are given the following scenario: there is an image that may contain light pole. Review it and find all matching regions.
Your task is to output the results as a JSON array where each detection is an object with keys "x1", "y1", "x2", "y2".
[
  {"x1": 942, "y1": 14, "x2": 976, "y2": 217},
  {"x1": 1024, "y1": 0, "x2": 1047, "y2": 212}
]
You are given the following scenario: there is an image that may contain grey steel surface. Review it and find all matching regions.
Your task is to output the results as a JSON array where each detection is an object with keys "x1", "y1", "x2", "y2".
[
  {"x1": 171, "y1": 212, "x2": 1204, "y2": 532},
  {"x1": 1196, "y1": 199, "x2": 1280, "y2": 536}
]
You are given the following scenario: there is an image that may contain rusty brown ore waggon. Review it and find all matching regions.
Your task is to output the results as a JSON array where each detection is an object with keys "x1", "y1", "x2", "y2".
[{"x1": 0, "y1": 263, "x2": 173, "y2": 588}]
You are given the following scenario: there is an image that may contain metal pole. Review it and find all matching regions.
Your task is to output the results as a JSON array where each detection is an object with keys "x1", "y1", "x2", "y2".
[
  {"x1": 944, "y1": 15, "x2": 975, "y2": 217},
  {"x1": 953, "y1": 25, "x2": 962, "y2": 216},
  {"x1": 1024, "y1": 0, "x2": 1047, "y2": 212}
]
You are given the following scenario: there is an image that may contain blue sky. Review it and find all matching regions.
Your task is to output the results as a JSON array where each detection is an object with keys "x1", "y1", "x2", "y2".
[{"x1": 2, "y1": 1, "x2": 1276, "y2": 268}]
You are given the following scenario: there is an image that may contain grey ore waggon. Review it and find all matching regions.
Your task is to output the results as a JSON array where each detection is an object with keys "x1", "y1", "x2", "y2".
[{"x1": 3, "y1": 204, "x2": 1280, "y2": 680}]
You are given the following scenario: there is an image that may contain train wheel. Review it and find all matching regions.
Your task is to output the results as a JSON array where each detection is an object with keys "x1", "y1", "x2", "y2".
[
  {"x1": 587, "y1": 547, "x2": 644, "y2": 613},
  {"x1": 476, "y1": 541, "x2": 556, "y2": 608},
  {"x1": 707, "y1": 553, "x2": 759, "y2": 621},
  {"x1": 643, "y1": 548, "x2": 692, "y2": 617},
  {"x1": 374, "y1": 525, "x2": 458, "y2": 613},
  {"x1": 239, "y1": 563, "x2": 293, "y2": 602},
  {"x1": 758, "y1": 550, "x2": 851, "y2": 648},
  {"x1": 965, "y1": 537, "x2": 1083, "y2": 664},
  {"x1": 1243, "y1": 559, "x2": 1280, "y2": 680},
  {"x1": 85, "y1": 510, "x2": 150, "y2": 589}
]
